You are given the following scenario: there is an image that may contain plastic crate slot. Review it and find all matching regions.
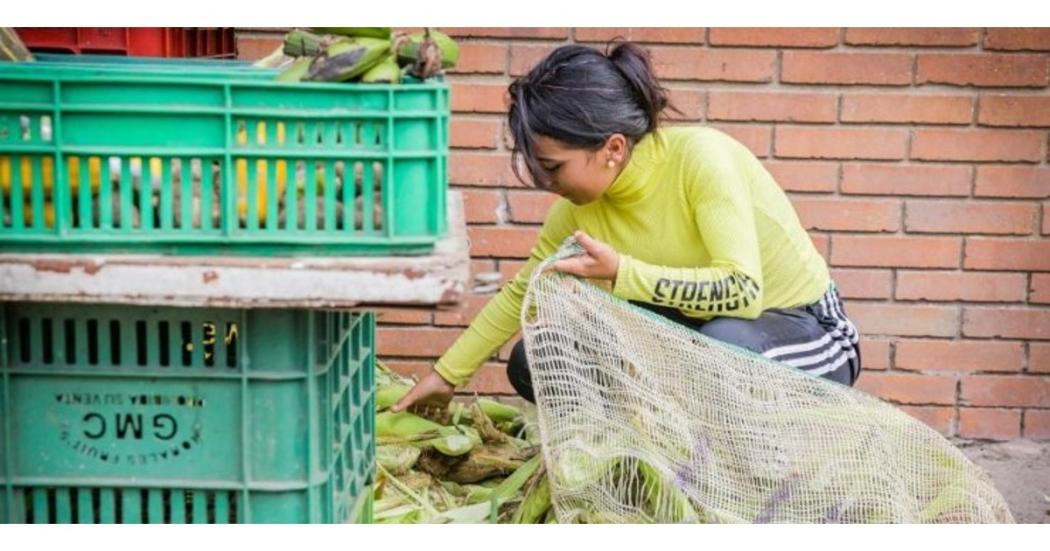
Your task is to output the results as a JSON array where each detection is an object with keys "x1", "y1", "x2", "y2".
[
  {"x1": 202, "y1": 320, "x2": 215, "y2": 367},
  {"x1": 40, "y1": 115, "x2": 52, "y2": 142},
  {"x1": 135, "y1": 320, "x2": 147, "y2": 366},
  {"x1": 180, "y1": 321, "x2": 192, "y2": 366},
  {"x1": 64, "y1": 318, "x2": 76, "y2": 364},
  {"x1": 158, "y1": 320, "x2": 170, "y2": 367},
  {"x1": 224, "y1": 321, "x2": 238, "y2": 368},
  {"x1": 19, "y1": 115, "x2": 31, "y2": 142},
  {"x1": 109, "y1": 319, "x2": 121, "y2": 365},
  {"x1": 41, "y1": 317, "x2": 54, "y2": 364},
  {"x1": 87, "y1": 314, "x2": 99, "y2": 363}
]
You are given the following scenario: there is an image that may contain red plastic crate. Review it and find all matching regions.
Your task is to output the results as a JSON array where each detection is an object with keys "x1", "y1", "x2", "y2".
[{"x1": 14, "y1": 28, "x2": 236, "y2": 58}]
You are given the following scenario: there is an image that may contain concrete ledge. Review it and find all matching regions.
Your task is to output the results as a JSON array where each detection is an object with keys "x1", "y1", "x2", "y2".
[{"x1": 0, "y1": 192, "x2": 470, "y2": 309}]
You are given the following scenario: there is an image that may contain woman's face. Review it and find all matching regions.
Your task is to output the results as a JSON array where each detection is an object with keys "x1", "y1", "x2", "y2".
[{"x1": 531, "y1": 134, "x2": 627, "y2": 205}]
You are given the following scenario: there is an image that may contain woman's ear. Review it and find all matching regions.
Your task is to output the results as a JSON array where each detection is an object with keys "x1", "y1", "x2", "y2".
[{"x1": 604, "y1": 133, "x2": 628, "y2": 165}]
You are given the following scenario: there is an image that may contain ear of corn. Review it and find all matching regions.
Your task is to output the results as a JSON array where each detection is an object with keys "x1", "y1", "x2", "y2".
[
  {"x1": 283, "y1": 29, "x2": 330, "y2": 57},
  {"x1": 396, "y1": 30, "x2": 459, "y2": 70},
  {"x1": 311, "y1": 27, "x2": 392, "y2": 40},
  {"x1": 306, "y1": 38, "x2": 391, "y2": 82},
  {"x1": 511, "y1": 467, "x2": 551, "y2": 523},
  {"x1": 376, "y1": 383, "x2": 411, "y2": 411}
]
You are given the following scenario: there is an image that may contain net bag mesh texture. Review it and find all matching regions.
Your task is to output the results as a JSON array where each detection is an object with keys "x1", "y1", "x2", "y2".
[{"x1": 520, "y1": 237, "x2": 1013, "y2": 524}]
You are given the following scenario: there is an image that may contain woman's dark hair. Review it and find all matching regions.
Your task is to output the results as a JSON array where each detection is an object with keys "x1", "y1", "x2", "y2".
[{"x1": 507, "y1": 41, "x2": 675, "y2": 189}]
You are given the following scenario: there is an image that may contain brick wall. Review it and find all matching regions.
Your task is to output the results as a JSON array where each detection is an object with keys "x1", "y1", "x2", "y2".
[{"x1": 236, "y1": 28, "x2": 1050, "y2": 441}]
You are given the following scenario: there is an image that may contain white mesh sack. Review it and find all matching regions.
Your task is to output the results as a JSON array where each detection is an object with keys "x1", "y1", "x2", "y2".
[{"x1": 521, "y1": 237, "x2": 1013, "y2": 524}]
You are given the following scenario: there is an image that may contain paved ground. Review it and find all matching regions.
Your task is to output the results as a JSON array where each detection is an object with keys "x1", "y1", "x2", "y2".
[{"x1": 958, "y1": 438, "x2": 1050, "y2": 524}]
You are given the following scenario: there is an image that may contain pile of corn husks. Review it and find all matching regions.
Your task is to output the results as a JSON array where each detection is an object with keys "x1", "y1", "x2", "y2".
[{"x1": 373, "y1": 362, "x2": 553, "y2": 523}]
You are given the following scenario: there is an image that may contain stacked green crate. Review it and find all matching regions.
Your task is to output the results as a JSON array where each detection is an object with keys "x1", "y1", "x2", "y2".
[
  {"x1": 0, "y1": 303, "x2": 376, "y2": 523},
  {"x1": 0, "y1": 55, "x2": 449, "y2": 255}
]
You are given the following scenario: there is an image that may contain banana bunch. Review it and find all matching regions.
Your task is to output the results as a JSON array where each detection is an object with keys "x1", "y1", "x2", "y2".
[{"x1": 275, "y1": 27, "x2": 459, "y2": 84}]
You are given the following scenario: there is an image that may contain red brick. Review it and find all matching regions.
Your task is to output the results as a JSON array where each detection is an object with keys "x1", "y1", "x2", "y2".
[
  {"x1": 910, "y1": 129, "x2": 1045, "y2": 162},
  {"x1": 574, "y1": 28, "x2": 705, "y2": 44},
  {"x1": 848, "y1": 303, "x2": 960, "y2": 338},
  {"x1": 467, "y1": 226, "x2": 539, "y2": 258},
  {"x1": 1024, "y1": 410, "x2": 1050, "y2": 439},
  {"x1": 235, "y1": 35, "x2": 280, "y2": 61},
  {"x1": 961, "y1": 375, "x2": 1050, "y2": 407},
  {"x1": 844, "y1": 28, "x2": 979, "y2": 47},
  {"x1": 1024, "y1": 409, "x2": 1050, "y2": 440},
  {"x1": 896, "y1": 270, "x2": 1028, "y2": 303},
  {"x1": 978, "y1": 95, "x2": 1050, "y2": 128},
  {"x1": 460, "y1": 189, "x2": 502, "y2": 224},
  {"x1": 451, "y1": 83, "x2": 507, "y2": 114},
  {"x1": 896, "y1": 339, "x2": 1025, "y2": 372},
  {"x1": 381, "y1": 359, "x2": 430, "y2": 383},
  {"x1": 377, "y1": 327, "x2": 462, "y2": 358},
  {"x1": 448, "y1": 43, "x2": 507, "y2": 75},
  {"x1": 507, "y1": 191, "x2": 557, "y2": 224},
  {"x1": 916, "y1": 54, "x2": 1050, "y2": 87},
  {"x1": 964, "y1": 238, "x2": 1050, "y2": 271},
  {"x1": 498, "y1": 259, "x2": 528, "y2": 283},
  {"x1": 471, "y1": 259, "x2": 497, "y2": 280},
  {"x1": 840, "y1": 94, "x2": 973, "y2": 125},
  {"x1": 898, "y1": 406, "x2": 956, "y2": 436},
  {"x1": 708, "y1": 28, "x2": 839, "y2": 48},
  {"x1": 451, "y1": 119, "x2": 500, "y2": 149},
  {"x1": 958, "y1": 408, "x2": 1022, "y2": 440},
  {"x1": 509, "y1": 45, "x2": 559, "y2": 77},
  {"x1": 984, "y1": 28, "x2": 1050, "y2": 51},
  {"x1": 650, "y1": 47, "x2": 776, "y2": 82},
  {"x1": 775, "y1": 127, "x2": 907, "y2": 160},
  {"x1": 463, "y1": 362, "x2": 516, "y2": 395},
  {"x1": 963, "y1": 308, "x2": 1050, "y2": 340},
  {"x1": 1032, "y1": 343, "x2": 1050, "y2": 373},
  {"x1": 444, "y1": 28, "x2": 569, "y2": 39},
  {"x1": 376, "y1": 307, "x2": 433, "y2": 326},
  {"x1": 975, "y1": 166, "x2": 1050, "y2": 198},
  {"x1": 708, "y1": 91, "x2": 837, "y2": 123},
  {"x1": 831, "y1": 235, "x2": 962, "y2": 268},
  {"x1": 665, "y1": 88, "x2": 706, "y2": 121},
  {"x1": 905, "y1": 200, "x2": 1037, "y2": 235},
  {"x1": 1033, "y1": 274, "x2": 1050, "y2": 304},
  {"x1": 381, "y1": 360, "x2": 515, "y2": 395},
  {"x1": 498, "y1": 333, "x2": 521, "y2": 361},
  {"x1": 710, "y1": 124, "x2": 772, "y2": 158},
  {"x1": 792, "y1": 198, "x2": 900, "y2": 232},
  {"x1": 1045, "y1": 203, "x2": 1050, "y2": 235},
  {"x1": 841, "y1": 164, "x2": 972, "y2": 197},
  {"x1": 763, "y1": 161, "x2": 838, "y2": 193},
  {"x1": 449, "y1": 152, "x2": 517, "y2": 187},
  {"x1": 860, "y1": 337, "x2": 893, "y2": 370},
  {"x1": 810, "y1": 233, "x2": 830, "y2": 260},
  {"x1": 855, "y1": 372, "x2": 957, "y2": 405},
  {"x1": 829, "y1": 268, "x2": 893, "y2": 299},
  {"x1": 781, "y1": 52, "x2": 913, "y2": 85},
  {"x1": 433, "y1": 294, "x2": 490, "y2": 327}
]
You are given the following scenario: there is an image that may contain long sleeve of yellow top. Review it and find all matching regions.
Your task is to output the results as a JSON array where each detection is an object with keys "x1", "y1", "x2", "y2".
[{"x1": 434, "y1": 126, "x2": 831, "y2": 387}]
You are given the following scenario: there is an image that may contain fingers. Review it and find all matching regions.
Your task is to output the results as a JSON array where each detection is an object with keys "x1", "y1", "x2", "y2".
[
  {"x1": 574, "y1": 231, "x2": 602, "y2": 255},
  {"x1": 390, "y1": 386, "x2": 420, "y2": 413},
  {"x1": 550, "y1": 258, "x2": 588, "y2": 276}
]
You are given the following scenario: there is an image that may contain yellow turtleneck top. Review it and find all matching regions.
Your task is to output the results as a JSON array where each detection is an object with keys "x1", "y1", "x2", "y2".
[{"x1": 435, "y1": 125, "x2": 831, "y2": 386}]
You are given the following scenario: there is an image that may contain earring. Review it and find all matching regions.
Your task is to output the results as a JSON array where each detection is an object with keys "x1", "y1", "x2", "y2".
[{"x1": 606, "y1": 159, "x2": 615, "y2": 168}]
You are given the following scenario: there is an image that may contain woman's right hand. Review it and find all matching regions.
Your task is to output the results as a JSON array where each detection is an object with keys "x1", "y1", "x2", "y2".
[{"x1": 390, "y1": 368, "x2": 456, "y2": 422}]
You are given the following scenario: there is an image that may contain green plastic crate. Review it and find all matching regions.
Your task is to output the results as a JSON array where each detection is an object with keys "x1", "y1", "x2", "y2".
[
  {"x1": 0, "y1": 303, "x2": 376, "y2": 523},
  {"x1": 0, "y1": 54, "x2": 449, "y2": 255}
]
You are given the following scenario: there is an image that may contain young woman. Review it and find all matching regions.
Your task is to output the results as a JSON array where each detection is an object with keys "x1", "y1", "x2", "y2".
[{"x1": 392, "y1": 42, "x2": 861, "y2": 414}]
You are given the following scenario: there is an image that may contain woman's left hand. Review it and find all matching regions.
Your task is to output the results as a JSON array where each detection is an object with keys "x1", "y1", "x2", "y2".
[{"x1": 549, "y1": 231, "x2": 621, "y2": 281}]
